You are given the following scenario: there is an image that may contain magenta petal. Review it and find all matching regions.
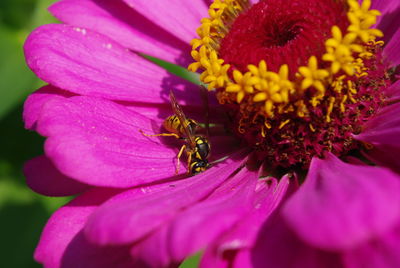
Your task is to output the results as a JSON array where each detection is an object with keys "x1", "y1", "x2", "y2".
[
  {"x1": 233, "y1": 250, "x2": 255, "y2": 268},
  {"x1": 342, "y1": 224, "x2": 400, "y2": 268},
  {"x1": 374, "y1": 0, "x2": 400, "y2": 43},
  {"x1": 356, "y1": 127, "x2": 400, "y2": 144},
  {"x1": 36, "y1": 96, "x2": 182, "y2": 188},
  {"x1": 200, "y1": 176, "x2": 291, "y2": 268},
  {"x1": 84, "y1": 151, "x2": 248, "y2": 246},
  {"x1": 355, "y1": 103, "x2": 400, "y2": 144},
  {"x1": 124, "y1": 0, "x2": 208, "y2": 43},
  {"x1": 23, "y1": 85, "x2": 73, "y2": 130},
  {"x1": 372, "y1": 0, "x2": 400, "y2": 15},
  {"x1": 200, "y1": 249, "x2": 229, "y2": 268},
  {"x1": 351, "y1": 102, "x2": 400, "y2": 198},
  {"x1": 283, "y1": 153, "x2": 400, "y2": 251},
  {"x1": 252, "y1": 213, "x2": 341, "y2": 268},
  {"x1": 218, "y1": 176, "x2": 290, "y2": 249},
  {"x1": 61, "y1": 232, "x2": 138, "y2": 268},
  {"x1": 126, "y1": 165, "x2": 258, "y2": 267},
  {"x1": 167, "y1": 167, "x2": 259, "y2": 262},
  {"x1": 363, "y1": 144, "x2": 400, "y2": 174},
  {"x1": 24, "y1": 155, "x2": 89, "y2": 197},
  {"x1": 201, "y1": 249, "x2": 253, "y2": 268},
  {"x1": 383, "y1": 80, "x2": 400, "y2": 101},
  {"x1": 49, "y1": 0, "x2": 191, "y2": 65},
  {"x1": 130, "y1": 225, "x2": 180, "y2": 268},
  {"x1": 24, "y1": 24, "x2": 197, "y2": 103},
  {"x1": 383, "y1": 26, "x2": 400, "y2": 67},
  {"x1": 34, "y1": 188, "x2": 132, "y2": 268}
]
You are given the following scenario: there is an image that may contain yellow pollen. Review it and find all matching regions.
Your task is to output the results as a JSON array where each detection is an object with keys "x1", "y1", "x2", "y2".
[
  {"x1": 279, "y1": 119, "x2": 290, "y2": 129},
  {"x1": 326, "y1": 97, "x2": 336, "y2": 122},
  {"x1": 361, "y1": 141, "x2": 374, "y2": 150},
  {"x1": 189, "y1": 0, "x2": 384, "y2": 130},
  {"x1": 261, "y1": 126, "x2": 266, "y2": 137},
  {"x1": 295, "y1": 100, "x2": 308, "y2": 117},
  {"x1": 340, "y1": 95, "x2": 348, "y2": 112},
  {"x1": 264, "y1": 121, "x2": 271, "y2": 129}
]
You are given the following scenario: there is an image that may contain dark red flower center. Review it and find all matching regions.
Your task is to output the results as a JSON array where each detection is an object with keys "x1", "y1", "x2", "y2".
[
  {"x1": 189, "y1": 0, "x2": 393, "y2": 171},
  {"x1": 219, "y1": 0, "x2": 349, "y2": 74}
]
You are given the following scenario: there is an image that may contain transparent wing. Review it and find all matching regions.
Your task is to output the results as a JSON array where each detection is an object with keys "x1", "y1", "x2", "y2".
[
  {"x1": 169, "y1": 90, "x2": 196, "y2": 148},
  {"x1": 200, "y1": 85, "x2": 210, "y2": 137}
]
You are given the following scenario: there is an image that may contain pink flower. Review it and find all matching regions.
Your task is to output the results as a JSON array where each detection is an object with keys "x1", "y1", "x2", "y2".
[{"x1": 23, "y1": 0, "x2": 400, "y2": 267}]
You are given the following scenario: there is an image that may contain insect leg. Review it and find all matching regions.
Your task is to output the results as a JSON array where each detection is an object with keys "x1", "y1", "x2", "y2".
[
  {"x1": 186, "y1": 152, "x2": 193, "y2": 175},
  {"x1": 139, "y1": 130, "x2": 180, "y2": 139},
  {"x1": 176, "y1": 144, "x2": 186, "y2": 174}
]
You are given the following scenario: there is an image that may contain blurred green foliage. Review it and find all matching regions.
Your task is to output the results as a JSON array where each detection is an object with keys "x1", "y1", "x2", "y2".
[{"x1": 0, "y1": 0, "x2": 69, "y2": 267}]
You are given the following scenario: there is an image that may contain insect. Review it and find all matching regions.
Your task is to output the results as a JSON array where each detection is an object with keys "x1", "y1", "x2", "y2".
[{"x1": 140, "y1": 90, "x2": 211, "y2": 175}]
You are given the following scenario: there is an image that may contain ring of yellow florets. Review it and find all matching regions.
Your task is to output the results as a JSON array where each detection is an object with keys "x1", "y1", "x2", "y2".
[{"x1": 188, "y1": 0, "x2": 383, "y2": 124}]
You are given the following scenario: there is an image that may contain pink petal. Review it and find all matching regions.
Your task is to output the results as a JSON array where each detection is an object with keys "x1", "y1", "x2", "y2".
[
  {"x1": 342, "y1": 223, "x2": 400, "y2": 268},
  {"x1": 49, "y1": 0, "x2": 191, "y2": 65},
  {"x1": 357, "y1": 127, "x2": 400, "y2": 144},
  {"x1": 200, "y1": 249, "x2": 229, "y2": 268},
  {"x1": 167, "y1": 166, "x2": 259, "y2": 262},
  {"x1": 84, "y1": 151, "x2": 249, "y2": 246},
  {"x1": 36, "y1": 96, "x2": 184, "y2": 188},
  {"x1": 34, "y1": 188, "x2": 134, "y2": 268},
  {"x1": 23, "y1": 85, "x2": 74, "y2": 130},
  {"x1": 24, "y1": 155, "x2": 89, "y2": 197},
  {"x1": 232, "y1": 250, "x2": 254, "y2": 268},
  {"x1": 355, "y1": 103, "x2": 400, "y2": 144},
  {"x1": 219, "y1": 176, "x2": 290, "y2": 249},
  {"x1": 201, "y1": 249, "x2": 253, "y2": 268},
  {"x1": 363, "y1": 144, "x2": 400, "y2": 174},
  {"x1": 130, "y1": 225, "x2": 180, "y2": 268},
  {"x1": 24, "y1": 24, "x2": 198, "y2": 104},
  {"x1": 383, "y1": 80, "x2": 400, "y2": 101},
  {"x1": 200, "y1": 176, "x2": 291, "y2": 268},
  {"x1": 373, "y1": 0, "x2": 400, "y2": 42},
  {"x1": 356, "y1": 102, "x2": 400, "y2": 173},
  {"x1": 60, "y1": 233, "x2": 140, "y2": 268},
  {"x1": 124, "y1": 0, "x2": 208, "y2": 43},
  {"x1": 252, "y1": 213, "x2": 342, "y2": 268},
  {"x1": 135, "y1": 167, "x2": 259, "y2": 268},
  {"x1": 371, "y1": 0, "x2": 400, "y2": 15},
  {"x1": 283, "y1": 153, "x2": 400, "y2": 251},
  {"x1": 383, "y1": 26, "x2": 400, "y2": 67}
]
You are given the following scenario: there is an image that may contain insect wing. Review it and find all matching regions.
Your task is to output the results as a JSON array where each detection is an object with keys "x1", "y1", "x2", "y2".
[
  {"x1": 200, "y1": 85, "x2": 210, "y2": 138},
  {"x1": 169, "y1": 91, "x2": 196, "y2": 147}
]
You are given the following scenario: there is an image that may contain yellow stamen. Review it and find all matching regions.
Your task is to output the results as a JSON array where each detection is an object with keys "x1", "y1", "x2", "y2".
[
  {"x1": 326, "y1": 97, "x2": 336, "y2": 122},
  {"x1": 340, "y1": 95, "x2": 348, "y2": 112},
  {"x1": 189, "y1": 0, "x2": 383, "y2": 129},
  {"x1": 279, "y1": 119, "x2": 290, "y2": 129},
  {"x1": 261, "y1": 126, "x2": 266, "y2": 137}
]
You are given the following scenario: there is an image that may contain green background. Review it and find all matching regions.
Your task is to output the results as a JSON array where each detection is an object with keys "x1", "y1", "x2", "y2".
[
  {"x1": 0, "y1": 0, "x2": 69, "y2": 267},
  {"x1": 0, "y1": 0, "x2": 199, "y2": 266}
]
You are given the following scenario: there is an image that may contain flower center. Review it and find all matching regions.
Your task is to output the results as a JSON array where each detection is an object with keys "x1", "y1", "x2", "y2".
[
  {"x1": 188, "y1": 0, "x2": 391, "y2": 169},
  {"x1": 219, "y1": 0, "x2": 349, "y2": 74}
]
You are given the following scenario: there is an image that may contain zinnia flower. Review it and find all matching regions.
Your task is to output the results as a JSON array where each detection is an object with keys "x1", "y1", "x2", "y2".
[{"x1": 23, "y1": 0, "x2": 400, "y2": 267}]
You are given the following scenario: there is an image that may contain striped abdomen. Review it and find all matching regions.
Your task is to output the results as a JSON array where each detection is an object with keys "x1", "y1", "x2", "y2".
[{"x1": 163, "y1": 115, "x2": 198, "y2": 138}]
